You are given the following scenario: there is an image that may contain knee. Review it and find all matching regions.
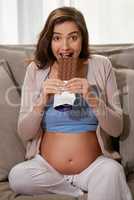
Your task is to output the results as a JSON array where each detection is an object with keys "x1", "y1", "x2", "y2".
[
  {"x1": 8, "y1": 165, "x2": 20, "y2": 193},
  {"x1": 103, "y1": 158, "x2": 125, "y2": 180},
  {"x1": 8, "y1": 164, "x2": 31, "y2": 194}
]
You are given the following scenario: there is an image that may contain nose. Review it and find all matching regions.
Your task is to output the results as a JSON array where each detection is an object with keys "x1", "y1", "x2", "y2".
[{"x1": 61, "y1": 39, "x2": 70, "y2": 51}]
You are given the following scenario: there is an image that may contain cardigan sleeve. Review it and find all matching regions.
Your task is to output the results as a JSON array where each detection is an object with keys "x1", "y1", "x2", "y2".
[
  {"x1": 93, "y1": 57, "x2": 123, "y2": 137},
  {"x1": 17, "y1": 62, "x2": 43, "y2": 141}
]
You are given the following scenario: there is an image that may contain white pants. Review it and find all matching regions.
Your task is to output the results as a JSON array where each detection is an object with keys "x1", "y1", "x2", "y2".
[{"x1": 8, "y1": 154, "x2": 132, "y2": 200}]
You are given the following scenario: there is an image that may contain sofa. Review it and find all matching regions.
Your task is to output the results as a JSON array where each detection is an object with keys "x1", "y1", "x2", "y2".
[{"x1": 0, "y1": 43, "x2": 134, "y2": 200}]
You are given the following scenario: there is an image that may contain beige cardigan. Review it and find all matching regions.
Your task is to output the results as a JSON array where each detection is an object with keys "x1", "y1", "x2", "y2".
[{"x1": 18, "y1": 55, "x2": 123, "y2": 160}]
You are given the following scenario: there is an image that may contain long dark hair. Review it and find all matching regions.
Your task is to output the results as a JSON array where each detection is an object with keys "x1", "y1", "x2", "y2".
[{"x1": 34, "y1": 6, "x2": 90, "y2": 69}]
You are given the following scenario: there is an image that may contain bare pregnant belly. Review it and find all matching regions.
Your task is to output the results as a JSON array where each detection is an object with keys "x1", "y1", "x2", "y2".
[{"x1": 40, "y1": 131, "x2": 102, "y2": 174}]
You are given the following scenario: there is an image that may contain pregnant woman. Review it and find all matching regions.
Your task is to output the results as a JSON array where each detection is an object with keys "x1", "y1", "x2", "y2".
[{"x1": 8, "y1": 6, "x2": 132, "y2": 200}]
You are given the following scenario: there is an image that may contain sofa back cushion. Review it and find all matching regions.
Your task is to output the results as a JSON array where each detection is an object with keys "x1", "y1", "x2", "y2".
[
  {"x1": 114, "y1": 68, "x2": 134, "y2": 174},
  {"x1": 0, "y1": 63, "x2": 25, "y2": 181},
  {"x1": 0, "y1": 46, "x2": 34, "y2": 88},
  {"x1": 91, "y1": 44, "x2": 134, "y2": 69},
  {"x1": 109, "y1": 47, "x2": 134, "y2": 69}
]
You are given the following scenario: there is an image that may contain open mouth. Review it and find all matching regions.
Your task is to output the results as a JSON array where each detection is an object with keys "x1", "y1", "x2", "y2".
[{"x1": 59, "y1": 52, "x2": 74, "y2": 59}]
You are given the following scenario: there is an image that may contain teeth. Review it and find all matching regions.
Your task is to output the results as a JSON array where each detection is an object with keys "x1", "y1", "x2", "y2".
[{"x1": 60, "y1": 53, "x2": 73, "y2": 58}]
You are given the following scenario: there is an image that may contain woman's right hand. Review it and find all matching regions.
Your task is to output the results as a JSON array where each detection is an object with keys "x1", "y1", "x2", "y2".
[
  {"x1": 33, "y1": 79, "x2": 65, "y2": 113},
  {"x1": 41, "y1": 78, "x2": 65, "y2": 104}
]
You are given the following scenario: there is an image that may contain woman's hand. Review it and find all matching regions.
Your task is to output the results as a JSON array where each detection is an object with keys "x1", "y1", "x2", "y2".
[
  {"x1": 33, "y1": 79, "x2": 65, "y2": 113},
  {"x1": 41, "y1": 78, "x2": 65, "y2": 103},
  {"x1": 66, "y1": 78, "x2": 99, "y2": 109}
]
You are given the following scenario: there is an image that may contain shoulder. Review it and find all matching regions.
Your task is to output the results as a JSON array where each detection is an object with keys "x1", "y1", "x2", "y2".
[
  {"x1": 86, "y1": 54, "x2": 113, "y2": 75},
  {"x1": 25, "y1": 61, "x2": 49, "y2": 80},
  {"x1": 89, "y1": 54, "x2": 112, "y2": 67},
  {"x1": 25, "y1": 61, "x2": 38, "y2": 77},
  {"x1": 26, "y1": 61, "x2": 39, "y2": 73},
  {"x1": 85, "y1": 55, "x2": 113, "y2": 84}
]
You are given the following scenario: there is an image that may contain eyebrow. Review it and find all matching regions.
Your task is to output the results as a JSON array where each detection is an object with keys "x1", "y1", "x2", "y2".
[{"x1": 53, "y1": 31, "x2": 79, "y2": 35}]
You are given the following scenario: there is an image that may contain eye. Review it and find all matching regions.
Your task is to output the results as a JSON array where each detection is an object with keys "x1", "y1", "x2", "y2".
[
  {"x1": 52, "y1": 35, "x2": 61, "y2": 41},
  {"x1": 70, "y1": 35, "x2": 78, "y2": 41}
]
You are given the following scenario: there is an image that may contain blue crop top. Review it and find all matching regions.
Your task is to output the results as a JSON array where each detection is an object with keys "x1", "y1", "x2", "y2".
[{"x1": 42, "y1": 92, "x2": 98, "y2": 133}]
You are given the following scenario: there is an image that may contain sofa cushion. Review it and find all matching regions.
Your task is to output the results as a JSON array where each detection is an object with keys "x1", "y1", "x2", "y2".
[
  {"x1": 0, "y1": 63, "x2": 25, "y2": 181},
  {"x1": 109, "y1": 46, "x2": 134, "y2": 69},
  {"x1": 0, "y1": 47, "x2": 34, "y2": 88},
  {"x1": 114, "y1": 68, "x2": 134, "y2": 174},
  {"x1": 91, "y1": 45, "x2": 134, "y2": 69}
]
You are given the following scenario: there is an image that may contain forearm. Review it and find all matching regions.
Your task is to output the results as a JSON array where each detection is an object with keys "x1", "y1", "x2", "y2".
[
  {"x1": 18, "y1": 93, "x2": 47, "y2": 141},
  {"x1": 86, "y1": 58, "x2": 123, "y2": 137},
  {"x1": 85, "y1": 91, "x2": 123, "y2": 137},
  {"x1": 93, "y1": 99, "x2": 123, "y2": 137},
  {"x1": 18, "y1": 110, "x2": 43, "y2": 141}
]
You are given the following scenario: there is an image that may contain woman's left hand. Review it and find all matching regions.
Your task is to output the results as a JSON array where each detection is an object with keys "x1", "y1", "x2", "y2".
[
  {"x1": 65, "y1": 78, "x2": 99, "y2": 108},
  {"x1": 65, "y1": 78, "x2": 88, "y2": 97}
]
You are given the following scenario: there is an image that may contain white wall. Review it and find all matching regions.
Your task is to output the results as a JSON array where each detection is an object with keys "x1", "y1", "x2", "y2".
[
  {"x1": 74, "y1": 0, "x2": 134, "y2": 44},
  {"x1": 0, "y1": 0, "x2": 134, "y2": 44},
  {"x1": 0, "y1": 0, "x2": 18, "y2": 44},
  {"x1": 17, "y1": 0, "x2": 43, "y2": 44}
]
